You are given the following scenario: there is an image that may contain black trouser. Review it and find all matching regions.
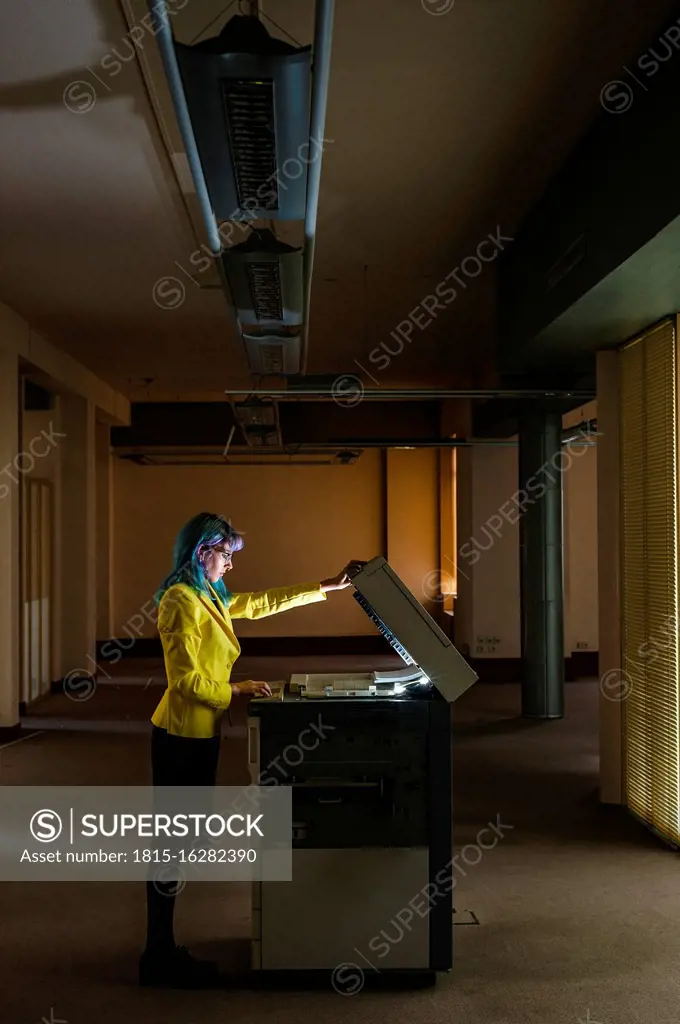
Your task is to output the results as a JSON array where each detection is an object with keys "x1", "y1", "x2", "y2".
[{"x1": 144, "y1": 725, "x2": 221, "y2": 954}]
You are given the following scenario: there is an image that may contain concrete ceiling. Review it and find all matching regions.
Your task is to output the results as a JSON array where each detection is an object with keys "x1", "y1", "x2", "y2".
[{"x1": 0, "y1": 0, "x2": 677, "y2": 401}]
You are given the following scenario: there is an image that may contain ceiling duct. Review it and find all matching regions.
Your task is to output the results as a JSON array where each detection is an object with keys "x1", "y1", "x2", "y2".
[
  {"x1": 222, "y1": 229, "x2": 303, "y2": 326},
  {"x1": 174, "y1": 15, "x2": 312, "y2": 222},
  {"x1": 231, "y1": 397, "x2": 283, "y2": 448},
  {"x1": 242, "y1": 332, "x2": 301, "y2": 375},
  {"x1": 228, "y1": 386, "x2": 595, "y2": 400},
  {"x1": 234, "y1": 401, "x2": 276, "y2": 428},
  {"x1": 247, "y1": 430, "x2": 282, "y2": 447}
]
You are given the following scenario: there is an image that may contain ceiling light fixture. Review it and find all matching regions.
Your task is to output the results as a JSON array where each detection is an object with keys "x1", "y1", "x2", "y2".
[
  {"x1": 222, "y1": 229, "x2": 303, "y2": 326},
  {"x1": 174, "y1": 15, "x2": 312, "y2": 222}
]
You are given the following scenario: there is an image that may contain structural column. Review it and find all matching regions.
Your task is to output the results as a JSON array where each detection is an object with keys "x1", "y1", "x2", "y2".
[
  {"x1": 0, "y1": 348, "x2": 20, "y2": 730},
  {"x1": 58, "y1": 394, "x2": 97, "y2": 681},
  {"x1": 518, "y1": 407, "x2": 564, "y2": 718}
]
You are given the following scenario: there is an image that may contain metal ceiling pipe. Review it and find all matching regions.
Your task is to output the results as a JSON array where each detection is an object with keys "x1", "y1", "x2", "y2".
[
  {"x1": 300, "y1": 0, "x2": 336, "y2": 375},
  {"x1": 149, "y1": 1, "x2": 222, "y2": 253},
  {"x1": 281, "y1": 438, "x2": 598, "y2": 448},
  {"x1": 150, "y1": 2, "x2": 250, "y2": 342},
  {"x1": 127, "y1": 458, "x2": 344, "y2": 466},
  {"x1": 224, "y1": 388, "x2": 596, "y2": 399}
]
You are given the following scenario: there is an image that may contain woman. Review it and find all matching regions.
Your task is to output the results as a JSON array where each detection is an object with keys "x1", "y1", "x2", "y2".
[{"x1": 140, "y1": 511, "x2": 363, "y2": 988}]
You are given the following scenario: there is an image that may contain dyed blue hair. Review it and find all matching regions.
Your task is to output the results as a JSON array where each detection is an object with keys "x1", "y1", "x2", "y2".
[{"x1": 155, "y1": 512, "x2": 244, "y2": 605}]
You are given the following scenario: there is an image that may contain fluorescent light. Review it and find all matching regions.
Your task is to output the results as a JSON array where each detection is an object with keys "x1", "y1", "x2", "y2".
[
  {"x1": 174, "y1": 15, "x2": 312, "y2": 222},
  {"x1": 222, "y1": 229, "x2": 303, "y2": 326}
]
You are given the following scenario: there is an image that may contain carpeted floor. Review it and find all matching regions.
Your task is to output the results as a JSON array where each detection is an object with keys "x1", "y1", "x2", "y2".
[{"x1": 2, "y1": 665, "x2": 680, "y2": 1024}]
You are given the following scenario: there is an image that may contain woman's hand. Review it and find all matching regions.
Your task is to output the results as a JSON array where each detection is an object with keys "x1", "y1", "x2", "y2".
[
  {"x1": 231, "y1": 680, "x2": 272, "y2": 697},
  {"x1": 320, "y1": 560, "x2": 368, "y2": 593}
]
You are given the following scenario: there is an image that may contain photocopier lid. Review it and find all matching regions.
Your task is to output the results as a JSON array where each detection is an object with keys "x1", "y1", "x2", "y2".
[{"x1": 350, "y1": 556, "x2": 478, "y2": 704}]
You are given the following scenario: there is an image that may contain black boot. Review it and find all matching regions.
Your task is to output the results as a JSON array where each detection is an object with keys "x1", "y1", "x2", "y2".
[
  {"x1": 139, "y1": 944, "x2": 221, "y2": 989},
  {"x1": 141, "y1": 880, "x2": 222, "y2": 988}
]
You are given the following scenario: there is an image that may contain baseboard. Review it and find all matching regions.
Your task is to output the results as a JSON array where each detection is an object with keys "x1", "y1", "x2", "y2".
[
  {"x1": 20, "y1": 691, "x2": 59, "y2": 714},
  {"x1": 468, "y1": 653, "x2": 599, "y2": 683},
  {"x1": 570, "y1": 650, "x2": 599, "y2": 678},
  {"x1": 467, "y1": 658, "x2": 520, "y2": 683},
  {"x1": 51, "y1": 675, "x2": 95, "y2": 696}
]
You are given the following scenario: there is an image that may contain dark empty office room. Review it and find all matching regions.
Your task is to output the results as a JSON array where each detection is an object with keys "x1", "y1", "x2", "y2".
[{"x1": 2, "y1": 0, "x2": 680, "y2": 1022}]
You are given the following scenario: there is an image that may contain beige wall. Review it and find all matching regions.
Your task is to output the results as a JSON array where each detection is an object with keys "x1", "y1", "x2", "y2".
[
  {"x1": 111, "y1": 424, "x2": 598, "y2": 651},
  {"x1": 20, "y1": 406, "x2": 63, "y2": 692},
  {"x1": 112, "y1": 451, "x2": 385, "y2": 637},
  {"x1": 468, "y1": 445, "x2": 521, "y2": 658},
  {"x1": 58, "y1": 395, "x2": 97, "y2": 677},
  {"x1": 21, "y1": 406, "x2": 119, "y2": 665},
  {"x1": 386, "y1": 449, "x2": 439, "y2": 621},
  {"x1": 20, "y1": 409, "x2": 61, "y2": 485},
  {"x1": 463, "y1": 416, "x2": 599, "y2": 660}
]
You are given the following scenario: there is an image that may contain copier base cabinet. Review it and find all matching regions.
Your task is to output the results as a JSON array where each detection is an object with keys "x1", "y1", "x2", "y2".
[{"x1": 248, "y1": 694, "x2": 453, "y2": 979}]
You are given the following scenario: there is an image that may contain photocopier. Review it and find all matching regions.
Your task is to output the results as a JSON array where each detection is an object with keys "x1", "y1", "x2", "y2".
[{"x1": 247, "y1": 555, "x2": 478, "y2": 988}]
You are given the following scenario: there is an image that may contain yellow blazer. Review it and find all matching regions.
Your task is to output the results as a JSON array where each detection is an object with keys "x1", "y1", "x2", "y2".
[{"x1": 151, "y1": 580, "x2": 327, "y2": 738}]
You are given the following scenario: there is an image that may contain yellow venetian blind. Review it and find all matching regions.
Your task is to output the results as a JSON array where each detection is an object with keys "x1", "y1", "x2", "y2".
[{"x1": 620, "y1": 318, "x2": 680, "y2": 846}]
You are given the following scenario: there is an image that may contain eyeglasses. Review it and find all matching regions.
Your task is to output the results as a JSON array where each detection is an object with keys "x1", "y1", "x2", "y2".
[{"x1": 212, "y1": 547, "x2": 233, "y2": 561}]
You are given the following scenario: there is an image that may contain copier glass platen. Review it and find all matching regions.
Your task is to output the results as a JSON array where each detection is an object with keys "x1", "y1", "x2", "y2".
[{"x1": 248, "y1": 556, "x2": 479, "y2": 988}]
